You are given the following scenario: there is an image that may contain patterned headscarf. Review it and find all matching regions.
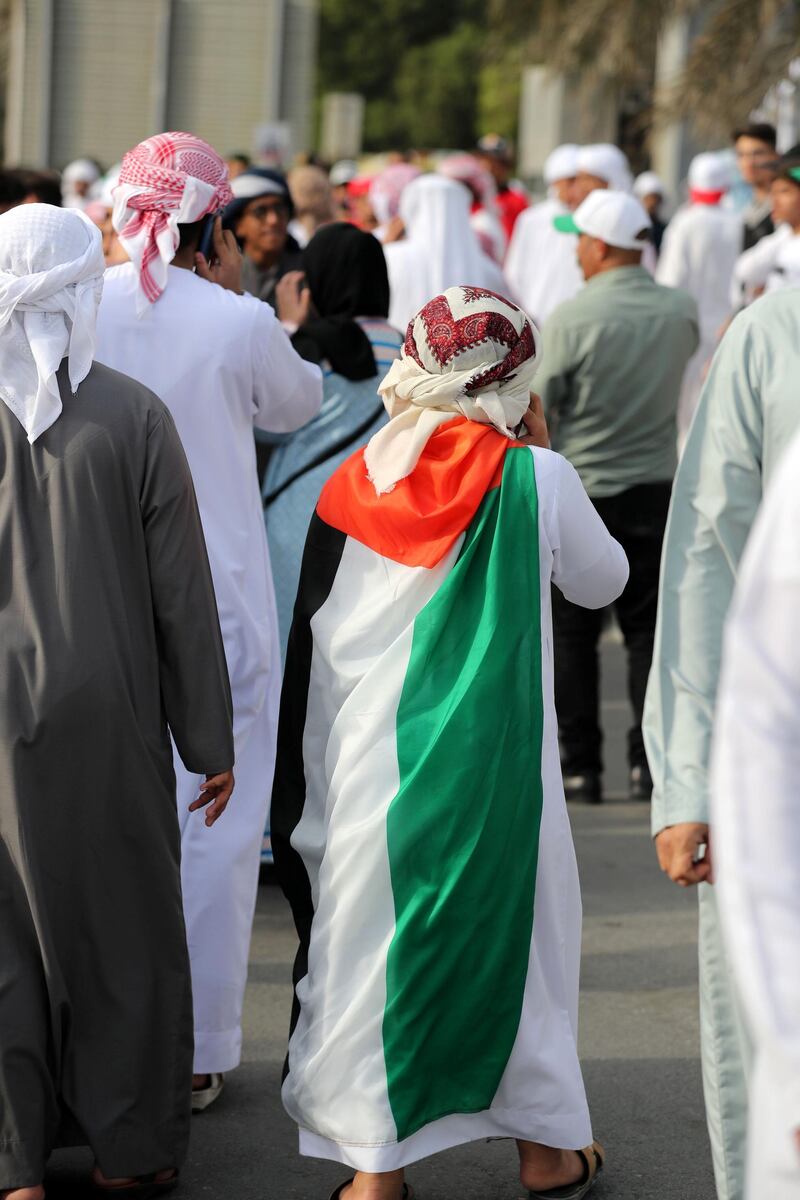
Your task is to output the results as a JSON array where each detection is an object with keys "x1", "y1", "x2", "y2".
[
  {"x1": 0, "y1": 204, "x2": 105, "y2": 442},
  {"x1": 369, "y1": 163, "x2": 422, "y2": 227},
  {"x1": 113, "y1": 132, "x2": 234, "y2": 313},
  {"x1": 365, "y1": 286, "x2": 542, "y2": 495}
]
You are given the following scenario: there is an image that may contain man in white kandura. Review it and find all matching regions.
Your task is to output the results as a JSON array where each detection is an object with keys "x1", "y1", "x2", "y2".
[
  {"x1": 713, "y1": 427, "x2": 800, "y2": 1199},
  {"x1": 505, "y1": 144, "x2": 583, "y2": 327},
  {"x1": 656, "y1": 152, "x2": 741, "y2": 443},
  {"x1": 95, "y1": 132, "x2": 322, "y2": 1111}
]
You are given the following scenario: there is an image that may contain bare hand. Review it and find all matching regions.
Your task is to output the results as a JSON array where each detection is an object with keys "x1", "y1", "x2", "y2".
[
  {"x1": 276, "y1": 271, "x2": 312, "y2": 326},
  {"x1": 195, "y1": 217, "x2": 243, "y2": 294},
  {"x1": 516, "y1": 393, "x2": 549, "y2": 448},
  {"x1": 381, "y1": 215, "x2": 406, "y2": 244},
  {"x1": 189, "y1": 769, "x2": 235, "y2": 827},
  {"x1": 655, "y1": 822, "x2": 713, "y2": 887}
]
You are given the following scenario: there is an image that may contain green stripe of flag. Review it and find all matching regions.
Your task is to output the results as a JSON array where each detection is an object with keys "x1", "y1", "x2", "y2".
[{"x1": 383, "y1": 447, "x2": 545, "y2": 1141}]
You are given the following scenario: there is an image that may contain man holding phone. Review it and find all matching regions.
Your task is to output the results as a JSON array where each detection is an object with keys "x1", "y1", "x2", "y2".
[
  {"x1": 222, "y1": 167, "x2": 303, "y2": 309},
  {"x1": 95, "y1": 132, "x2": 323, "y2": 1112}
]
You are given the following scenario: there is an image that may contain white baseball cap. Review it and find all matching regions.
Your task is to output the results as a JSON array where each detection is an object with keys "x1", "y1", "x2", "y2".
[
  {"x1": 688, "y1": 152, "x2": 732, "y2": 194},
  {"x1": 575, "y1": 143, "x2": 633, "y2": 192},
  {"x1": 633, "y1": 170, "x2": 665, "y2": 199},
  {"x1": 553, "y1": 189, "x2": 653, "y2": 250}
]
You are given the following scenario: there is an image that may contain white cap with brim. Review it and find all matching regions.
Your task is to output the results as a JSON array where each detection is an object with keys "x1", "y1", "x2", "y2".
[
  {"x1": 688, "y1": 152, "x2": 732, "y2": 194},
  {"x1": 544, "y1": 144, "x2": 579, "y2": 184},
  {"x1": 633, "y1": 171, "x2": 665, "y2": 199},
  {"x1": 575, "y1": 144, "x2": 633, "y2": 192},
  {"x1": 329, "y1": 159, "x2": 359, "y2": 187},
  {"x1": 553, "y1": 189, "x2": 652, "y2": 250}
]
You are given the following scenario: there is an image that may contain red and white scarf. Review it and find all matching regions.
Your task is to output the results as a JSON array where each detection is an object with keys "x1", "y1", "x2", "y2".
[{"x1": 113, "y1": 132, "x2": 233, "y2": 314}]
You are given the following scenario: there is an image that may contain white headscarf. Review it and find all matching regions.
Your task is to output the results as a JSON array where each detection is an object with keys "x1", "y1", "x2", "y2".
[
  {"x1": 0, "y1": 204, "x2": 105, "y2": 443},
  {"x1": 365, "y1": 286, "x2": 542, "y2": 495},
  {"x1": 61, "y1": 158, "x2": 100, "y2": 209},
  {"x1": 384, "y1": 175, "x2": 509, "y2": 332}
]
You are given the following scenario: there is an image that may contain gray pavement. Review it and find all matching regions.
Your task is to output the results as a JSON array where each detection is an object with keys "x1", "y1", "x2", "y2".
[{"x1": 45, "y1": 638, "x2": 714, "y2": 1199}]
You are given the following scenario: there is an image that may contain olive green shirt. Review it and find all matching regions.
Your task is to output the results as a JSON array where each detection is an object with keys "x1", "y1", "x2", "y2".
[{"x1": 537, "y1": 266, "x2": 699, "y2": 498}]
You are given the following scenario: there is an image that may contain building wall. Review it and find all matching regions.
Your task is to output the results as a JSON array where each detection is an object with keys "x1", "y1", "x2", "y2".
[
  {"x1": 50, "y1": 0, "x2": 160, "y2": 168},
  {"x1": 166, "y1": 0, "x2": 285, "y2": 156},
  {"x1": 5, "y1": 0, "x2": 317, "y2": 167}
]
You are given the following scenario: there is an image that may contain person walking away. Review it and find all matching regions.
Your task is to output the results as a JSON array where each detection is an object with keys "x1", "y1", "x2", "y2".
[
  {"x1": 731, "y1": 147, "x2": 800, "y2": 308},
  {"x1": 95, "y1": 132, "x2": 322, "y2": 1112},
  {"x1": 712, "y1": 428, "x2": 800, "y2": 1200},
  {"x1": 656, "y1": 153, "x2": 741, "y2": 444},
  {"x1": 265, "y1": 223, "x2": 402, "y2": 658},
  {"x1": 538, "y1": 190, "x2": 698, "y2": 804},
  {"x1": 505, "y1": 144, "x2": 583, "y2": 326},
  {"x1": 272, "y1": 287, "x2": 627, "y2": 1200},
  {"x1": 633, "y1": 171, "x2": 668, "y2": 254},
  {"x1": 475, "y1": 133, "x2": 529, "y2": 239},
  {"x1": 438, "y1": 154, "x2": 507, "y2": 264},
  {"x1": 0, "y1": 204, "x2": 235, "y2": 1200},
  {"x1": 287, "y1": 165, "x2": 335, "y2": 249},
  {"x1": 383, "y1": 174, "x2": 509, "y2": 332},
  {"x1": 222, "y1": 167, "x2": 303, "y2": 308},
  {"x1": 732, "y1": 122, "x2": 778, "y2": 250},
  {"x1": 644, "y1": 286, "x2": 800, "y2": 1200}
]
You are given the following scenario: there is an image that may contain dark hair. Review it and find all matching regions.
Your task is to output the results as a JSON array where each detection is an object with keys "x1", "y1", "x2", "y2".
[
  {"x1": 177, "y1": 219, "x2": 205, "y2": 250},
  {"x1": 227, "y1": 152, "x2": 250, "y2": 167},
  {"x1": 10, "y1": 168, "x2": 62, "y2": 207},
  {"x1": 732, "y1": 122, "x2": 777, "y2": 148},
  {"x1": 776, "y1": 153, "x2": 800, "y2": 188},
  {"x1": 0, "y1": 168, "x2": 28, "y2": 208}
]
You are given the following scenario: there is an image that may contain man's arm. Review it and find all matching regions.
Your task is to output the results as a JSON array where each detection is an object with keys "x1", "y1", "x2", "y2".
[
  {"x1": 713, "y1": 442, "x2": 800, "y2": 1136},
  {"x1": 141, "y1": 406, "x2": 235, "y2": 791},
  {"x1": 643, "y1": 310, "x2": 765, "y2": 875},
  {"x1": 537, "y1": 312, "x2": 577, "y2": 431}
]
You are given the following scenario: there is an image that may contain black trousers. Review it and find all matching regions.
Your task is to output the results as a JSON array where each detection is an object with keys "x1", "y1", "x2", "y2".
[{"x1": 552, "y1": 481, "x2": 671, "y2": 776}]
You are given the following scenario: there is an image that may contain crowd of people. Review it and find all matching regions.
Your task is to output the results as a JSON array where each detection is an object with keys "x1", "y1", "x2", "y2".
[{"x1": 0, "y1": 114, "x2": 799, "y2": 1200}]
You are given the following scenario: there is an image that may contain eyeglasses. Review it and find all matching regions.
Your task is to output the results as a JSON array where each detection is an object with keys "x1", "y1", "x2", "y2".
[{"x1": 246, "y1": 200, "x2": 289, "y2": 221}]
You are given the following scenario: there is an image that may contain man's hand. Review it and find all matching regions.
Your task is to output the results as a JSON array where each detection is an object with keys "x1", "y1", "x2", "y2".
[
  {"x1": 516, "y1": 393, "x2": 550, "y2": 449},
  {"x1": 195, "y1": 217, "x2": 243, "y2": 294},
  {"x1": 189, "y1": 770, "x2": 235, "y2": 828},
  {"x1": 275, "y1": 270, "x2": 313, "y2": 327},
  {"x1": 655, "y1": 822, "x2": 713, "y2": 887}
]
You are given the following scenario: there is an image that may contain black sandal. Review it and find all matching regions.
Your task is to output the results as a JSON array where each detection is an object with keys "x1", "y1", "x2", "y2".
[
  {"x1": 328, "y1": 1183, "x2": 414, "y2": 1200},
  {"x1": 527, "y1": 1142, "x2": 604, "y2": 1199},
  {"x1": 92, "y1": 1169, "x2": 179, "y2": 1199}
]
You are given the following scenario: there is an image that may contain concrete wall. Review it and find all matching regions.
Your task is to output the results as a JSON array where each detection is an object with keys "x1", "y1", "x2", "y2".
[
  {"x1": 5, "y1": 0, "x2": 318, "y2": 167},
  {"x1": 518, "y1": 66, "x2": 618, "y2": 183}
]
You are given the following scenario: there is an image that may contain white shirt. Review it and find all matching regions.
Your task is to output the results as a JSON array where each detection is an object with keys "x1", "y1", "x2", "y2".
[
  {"x1": 656, "y1": 203, "x2": 742, "y2": 343},
  {"x1": 95, "y1": 263, "x2": 322, "y2": 735},
  {"x1": 730, "y1": 223, "x2": 798, "y2": 308},
  {"x1": 504, "y1": 199, "x2": 583, "y2": 326}
]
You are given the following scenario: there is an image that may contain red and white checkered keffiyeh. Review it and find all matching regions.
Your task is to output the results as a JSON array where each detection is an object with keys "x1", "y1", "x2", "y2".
[
  {"x1": 113, "y1": 132, "x2": 234, "y2": 313},
  {"x1": 365, "y1": 285, "x2": 542, "y2": 494}
]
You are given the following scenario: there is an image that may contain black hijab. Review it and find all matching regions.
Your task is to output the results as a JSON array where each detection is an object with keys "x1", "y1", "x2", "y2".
[{"x1": 292, "y1": 222, "x2": 390, "y2": 381}]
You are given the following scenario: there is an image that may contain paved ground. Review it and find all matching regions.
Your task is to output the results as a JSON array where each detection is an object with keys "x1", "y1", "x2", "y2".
[{"x1": 46, "y1": 637, "x2": 715, "y2": 1199}]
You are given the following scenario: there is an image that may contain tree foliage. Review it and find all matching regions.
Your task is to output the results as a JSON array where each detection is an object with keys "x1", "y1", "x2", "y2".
[{"x1": 319, "y1": 0, "x2": 800, "y2": 151}]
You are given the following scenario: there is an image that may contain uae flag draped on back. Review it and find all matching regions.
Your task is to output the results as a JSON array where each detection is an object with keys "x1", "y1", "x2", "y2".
[{"x1": 272, "y1": 287, "x2": 612, "y2": 1170}]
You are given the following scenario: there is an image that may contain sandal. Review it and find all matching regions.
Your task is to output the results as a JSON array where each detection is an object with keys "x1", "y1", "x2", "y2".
[
  {"x1": 527, "y1": 1142, "x2": 604, "y2": 1199},
  {"x1": 328, "y1": 1184, "x2": 414, "y2": 1200},
  {"x1": 92, "y1": 1168, "x2": 179, "y2": 1198}
]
